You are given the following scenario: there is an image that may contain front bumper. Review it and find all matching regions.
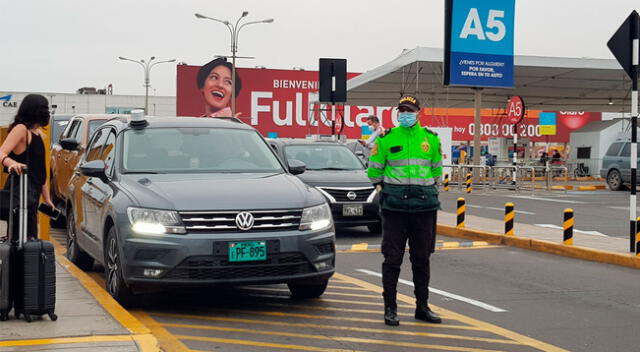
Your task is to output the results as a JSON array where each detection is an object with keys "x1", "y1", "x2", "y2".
[{"x1": 119, "y1": 227, "x2": 335, "y2": 291}]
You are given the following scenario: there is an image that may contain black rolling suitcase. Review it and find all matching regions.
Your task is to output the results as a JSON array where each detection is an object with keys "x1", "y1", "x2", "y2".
[
  {"x1": 0, "y1": 172, "x2": 17, "y2": 321},
  {"x1": 12, "y1": 171, "x2": 57, "y2": 322}
]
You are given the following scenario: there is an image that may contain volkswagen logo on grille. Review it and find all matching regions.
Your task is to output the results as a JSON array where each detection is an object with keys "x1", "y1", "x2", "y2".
[
  {"x1": 347, "y1": 191, "x2": 357, "y2": 201},
  {"x1": 235, "y1": 212, "x2": 255, "y2": 231}
]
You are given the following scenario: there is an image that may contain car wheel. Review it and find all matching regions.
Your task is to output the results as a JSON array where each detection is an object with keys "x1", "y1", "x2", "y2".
[
  {"x1": 288, "y1": 279, "x2": 328, "y2": 299},
  {"x1": 66, "y1": 209, "x2": 94, "y2": 271},
  {"x1": 607, "y1": 170, "x2": 623, "y2": 191},
  {"x1": 367, "y1": 223, "x2": 382, "y2": 234},
  {"x1": 105, "y1": 226, "x2": 136, "y2": 307}
]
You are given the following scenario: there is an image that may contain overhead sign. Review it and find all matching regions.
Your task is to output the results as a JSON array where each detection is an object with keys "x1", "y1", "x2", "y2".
[
  {"x1": 607, "y1": 11, "x2": 639, "y2": 79},
  {"x1": 506, "y1": 96, "x2": 524, "y2": 124},
  {"x1": 444, "y1": 0, "x2": 515, "y2": 88},
  {"x1": 538, "y1": 112, "x2": 557, "y2": 135}
]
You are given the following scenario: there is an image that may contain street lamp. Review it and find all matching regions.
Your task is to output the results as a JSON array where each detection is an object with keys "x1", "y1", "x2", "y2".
[
  {"x1": 195, "y1": 11, "x2": 274, "y2": 116},
  {"x1": 118, "y1": 56, "x2": 176, "y2": 114}
]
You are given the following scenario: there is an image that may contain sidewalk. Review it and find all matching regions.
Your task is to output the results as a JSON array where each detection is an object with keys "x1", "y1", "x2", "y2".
[
  {"x1": 437, "y1": 210, "x2": 640, "y2": 269},
  {"x1": 0, "y1": 224, "x2": 157, "y2": 352}
]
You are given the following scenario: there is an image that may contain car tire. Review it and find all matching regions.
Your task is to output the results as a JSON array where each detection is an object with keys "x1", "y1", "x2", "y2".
[
  {"x1": 367, "y1": 223, "x2": 382, "y2": 234},
  {"x1": 66, "y1": 210, "x2": 94, "y2": 271},
  {"x1": 288, "y1": 279, "x2": 328, "y2": 299},
  {"x1": 105, "y1": 226, "x2": 137, "y2": 307},
  {"x1": 607, "y1": 169, "x2": 623, "y2": 191}
]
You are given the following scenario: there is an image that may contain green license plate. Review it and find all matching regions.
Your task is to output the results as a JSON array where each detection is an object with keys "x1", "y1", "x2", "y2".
[{"x1": 229, "y1": 241, "x2": 267, "y2": 262}]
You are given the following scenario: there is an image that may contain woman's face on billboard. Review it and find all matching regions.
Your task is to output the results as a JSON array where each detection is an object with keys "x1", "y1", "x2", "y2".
[{"x1": 201, "y1": 65, "x2": 233, "y2": 111}]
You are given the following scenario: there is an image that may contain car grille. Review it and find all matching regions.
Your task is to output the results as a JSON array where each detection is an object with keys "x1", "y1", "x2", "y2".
[
  {"x1": 317, "y1": 187, "x2": 374, "y2": 202},
  {"x1": 179, "y1": 209, "x2": 302, "y2": 233},
  {"x1": 163, "y1": 253, "x2": 314, "y2": 281}
]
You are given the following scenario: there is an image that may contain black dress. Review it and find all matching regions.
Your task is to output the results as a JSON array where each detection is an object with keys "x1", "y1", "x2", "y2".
[{"x1": 2, "y1": 129, "x2": 46, "y2": 239}]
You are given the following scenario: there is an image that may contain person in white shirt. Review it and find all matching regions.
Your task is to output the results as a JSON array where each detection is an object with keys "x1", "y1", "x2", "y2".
[{"x1": 359, "y1": 115, "x2": 384, "y2": 149}]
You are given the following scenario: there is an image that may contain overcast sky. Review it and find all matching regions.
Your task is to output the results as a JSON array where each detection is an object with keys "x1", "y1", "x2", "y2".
[{"x1": 0, "y1": 1, "x2": 637, "y2": 96}]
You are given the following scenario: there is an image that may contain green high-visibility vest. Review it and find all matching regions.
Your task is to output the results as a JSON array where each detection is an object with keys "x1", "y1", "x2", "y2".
[{"x1": 367, "y1": 123, "x2": 442, "y2": 212}]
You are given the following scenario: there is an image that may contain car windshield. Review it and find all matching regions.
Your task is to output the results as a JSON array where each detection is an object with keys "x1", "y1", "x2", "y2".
[
  {"x1": 285, "y1": 144, "x2": 364, "y2": 170},
  {"x1": 122, "y1": 128, "x2": 284, "y2": 174}
]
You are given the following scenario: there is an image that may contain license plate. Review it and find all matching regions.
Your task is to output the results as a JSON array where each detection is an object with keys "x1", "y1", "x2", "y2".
[
  {"x1": 229, "y1": 241, "x2": 267, "y2": 262},
  {"x1": 342, "y1": 204, "x2": 363, "y2": 216}
]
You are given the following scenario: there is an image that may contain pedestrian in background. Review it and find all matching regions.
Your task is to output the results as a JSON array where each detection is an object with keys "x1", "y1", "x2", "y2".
[
  {"x1": 367, "y1": 95, "x2": 442, "y2": 326},
  {"x1": 358, "y1": 115, "x2": 384, "y2": 150}
]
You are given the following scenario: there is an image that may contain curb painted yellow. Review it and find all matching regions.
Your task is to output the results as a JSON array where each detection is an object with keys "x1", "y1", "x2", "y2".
[
  {"x1": 350, "y1": 242, "x2": 369, "y2": 251},
  {"x1": 133, "y1": 310, "x2": 191, "y2": 352},
  {"x1": 51, "y1": 238, "x2": 160, "y2": 351},
  {"x1": 334, "y1": 273, "x2": 571, "y2": 352},
  {"x1": 437, "y1": 224, "x2": 640, "y2": 270}
]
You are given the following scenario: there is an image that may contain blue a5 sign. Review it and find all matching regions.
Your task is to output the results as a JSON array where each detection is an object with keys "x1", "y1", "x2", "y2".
[{"x1": 444, "y1": 0, "x2": 515, "y2": 88}]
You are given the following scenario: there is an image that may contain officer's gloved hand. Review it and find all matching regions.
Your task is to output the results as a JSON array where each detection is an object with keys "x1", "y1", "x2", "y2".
[{"x1": 375, "y1": 184, "x2": 383, "y2": 193}]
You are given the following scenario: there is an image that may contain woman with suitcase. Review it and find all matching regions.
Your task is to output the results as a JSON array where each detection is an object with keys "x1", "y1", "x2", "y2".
[{"x1": 0, "y1": 94, "x2": 54, "y2": 239}]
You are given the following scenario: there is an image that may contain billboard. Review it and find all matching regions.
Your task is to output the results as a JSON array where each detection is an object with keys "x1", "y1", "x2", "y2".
[
  {"x1": 444, "y1": 0, "x2": 515, "y2": 87},
  {"x1": 176, "y1": 65, "x2": 599, "y2": 142}
]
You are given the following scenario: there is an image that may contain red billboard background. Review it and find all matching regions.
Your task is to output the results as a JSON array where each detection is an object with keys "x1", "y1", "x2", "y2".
[{"x1": 176, "y1": 65, "x2": 601, "y2": 142}]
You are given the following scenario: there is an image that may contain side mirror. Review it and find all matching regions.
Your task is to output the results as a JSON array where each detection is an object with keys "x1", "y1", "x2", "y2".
[
  {"x1": 355, "y1": 150, "x2": 365, "y2": 158},
  {"x1": 60, "y1": 138, "x2": 80, "y2": 151},
  {"x1": 288, "y1": 159, "x2": 306, "y2": 175},
  {"x1": 79, "y1": 160, "x2": 109, "y2": 183}
]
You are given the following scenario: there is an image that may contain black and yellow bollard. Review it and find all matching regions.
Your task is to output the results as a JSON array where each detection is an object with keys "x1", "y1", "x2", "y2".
[
  {"x1": 563, "y1": 208, "x2": 574, "y2": 245},
  {"x1": 505, "y1": 202, "x2": 515, "y2": 236},
  {"x1": 444, "y1": 173, "x2": 449, "y2": 192},
  {"x1": 466, "y1": 173, "x2": 472, "y2": 193},
  {"x1": 636, "y1": 217, "x2": 640, "y2": 257},
  {"x1": 457, "y1": 197, "x2": 465, "y2": 228}
]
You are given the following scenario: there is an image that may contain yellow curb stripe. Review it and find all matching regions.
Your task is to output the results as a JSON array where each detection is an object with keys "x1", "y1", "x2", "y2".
[
  {"x1": 334, "y1": 272, "x2": 570, "y2": 352},
  {"x1": 437, "y1": 224, "x2": 640, "y2": 269},
  {"x1": 133, "y1": 310, "x2": 191, "y2": 352},
  {"x1": 241, "y1": 287, "x2": 380, "y2": 299},
  {"x1": 442, "y1": 242, "x2": 461, "y2": 248},
  {"x1": 0, "y1": 335, "x2": 139, "y2": 347},
  {"x1": 327, "y1": 285, "x2": 374, "y2": 291},
  {"x1": 350, "y1": 242, "x2": 369, "y2": 251},
  {"x1": 175, "y1": 331, "x2": 509, "y2": 352},
  {"x1": 153, "y1": 309, "x2": 482, "y2": 331},
  {"x1": 157, "y1": 315, "x2": 519, "y2": 345}
]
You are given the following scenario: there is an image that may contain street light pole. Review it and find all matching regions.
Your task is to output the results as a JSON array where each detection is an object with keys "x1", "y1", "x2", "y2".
[
  {"x1": 118, "y1": 56, "x2": 176, "y2": 114},
  {"x1": 195, "y1": 12, "x2": 274, "y2": 116}
]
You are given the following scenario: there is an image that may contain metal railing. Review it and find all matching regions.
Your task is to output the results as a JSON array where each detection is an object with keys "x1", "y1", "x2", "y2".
[{"x1": 441, "y1": 164, "x2": 571, "y2": 193}]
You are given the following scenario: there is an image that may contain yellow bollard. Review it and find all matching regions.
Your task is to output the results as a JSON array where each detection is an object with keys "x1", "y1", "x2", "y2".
[
  {"x1": 466, "y1": 173, "x2": 472, "y2": 193},
  {"x1": 563, "y1": 208, "x2": 574, "y2": 245},
  {"x1": 505, "y1": 202, "x2": 514, "y2": 236},
  {"x1": 636, "y1": 217, "x2": 640, "y2": 257},
  {"x1": 457, "y1": 197, "x2": 465, "y2": 228},
  {"x1": 444, "y1": 173, "x2": 449, "y2": 192}
]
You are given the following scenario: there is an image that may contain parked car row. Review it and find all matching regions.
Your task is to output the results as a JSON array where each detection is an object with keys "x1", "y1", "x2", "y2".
[{"x1": 47, "y1": 112, "x2": 380, "y2": 306}]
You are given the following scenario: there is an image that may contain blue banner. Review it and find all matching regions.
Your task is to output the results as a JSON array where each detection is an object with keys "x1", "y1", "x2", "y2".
[{"x1": 447, "y1": 0, "x2": 515, "y2": 88}]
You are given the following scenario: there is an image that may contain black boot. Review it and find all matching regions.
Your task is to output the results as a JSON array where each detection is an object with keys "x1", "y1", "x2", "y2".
[
  {"x1": 384, "y1": 305, "x2": 399, "y2": 326},
  {"x1": 415, "y1": 303, "x2": 442, "y2": 324}
]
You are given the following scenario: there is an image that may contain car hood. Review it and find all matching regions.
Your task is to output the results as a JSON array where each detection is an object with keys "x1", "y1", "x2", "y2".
[
  {"x1": 295, "y1": 170, "x2": 373, "y2": 188},
  {"x1": 119, "y1": 173, "x2": 324, "y2": 211}
]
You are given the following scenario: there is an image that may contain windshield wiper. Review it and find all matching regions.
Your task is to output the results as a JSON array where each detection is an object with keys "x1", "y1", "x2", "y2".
[{"x1": 307, "y1": 167, "x2": 356, "y2": 171}]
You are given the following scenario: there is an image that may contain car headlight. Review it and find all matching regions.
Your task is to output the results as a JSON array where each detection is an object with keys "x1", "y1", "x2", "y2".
[
  {"x1": 299, "y1": 203, "x2": 333, "y2": 231},
  {"x1": 127, "y1": 207, "x2": 186, "y2": 235}
]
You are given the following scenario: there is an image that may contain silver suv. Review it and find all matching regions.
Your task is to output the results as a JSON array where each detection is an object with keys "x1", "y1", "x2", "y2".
[{"x1": 601, "y1": 140, "x2": 638, "y2": 190}]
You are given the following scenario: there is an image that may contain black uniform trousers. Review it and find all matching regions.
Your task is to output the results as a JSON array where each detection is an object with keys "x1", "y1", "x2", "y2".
[{"x1": 381, "y1": 209, "x2": 437, "y2": 307}]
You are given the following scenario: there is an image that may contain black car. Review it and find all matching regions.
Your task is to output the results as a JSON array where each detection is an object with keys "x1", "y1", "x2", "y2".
[
  {"x1": 267, "y1": 139, "x2": 381, "y2": 233},
  {"x1": 63, "y1": 113, "x2": 335, "y2": 305}
]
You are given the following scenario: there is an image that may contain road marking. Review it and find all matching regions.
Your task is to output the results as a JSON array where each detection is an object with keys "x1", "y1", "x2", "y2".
[
  {"x1": 466, "y1": 204, "x2": 536, "y2": 215},
  {"x1": 607, "y1": 206, "x2": 640, "y2": 211},
  {"x1": 187, "y1": 337, "x2": 367, "y2": 352},
  {"x1": 241, "y1": 287, "x2": 380, "y2": 299},
  {"x1": 161, "y1": 319, "x2": 519, "y2": 345},
  {"x1": 335, "y1": 272, "x2": 570, "y2": 352},
  {"x1": 133, "y1": 310, "x2": 191, "y2": 352},
  {"x1": 356, "y1": 269, "x2": 507, "y2": 313},
  {"x1": 175, "y1": 331, "x2": 511, "y2": 352},
  {"x1": 511, "y1": 195, "x2": 584, "y2": 204},
  {"x1": 0, "y1": 335, "x2": 144, "y2": 348},
  {"x1": 327, "y1": 285, "x2": 375, "y2": 291},
  {"x1": 534, "y1": 224, "x2": 608, "y2": 237}
]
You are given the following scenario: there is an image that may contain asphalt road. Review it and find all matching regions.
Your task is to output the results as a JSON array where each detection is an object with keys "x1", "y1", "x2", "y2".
[
  {"x1": 69, "y1": 226, "x2": 639, "y2": 352},
  {"x1": 438, "y1": 188, "x2": 636, "y2": 238}
]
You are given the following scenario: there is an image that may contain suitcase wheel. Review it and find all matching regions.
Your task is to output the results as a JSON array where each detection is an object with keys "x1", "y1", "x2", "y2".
[
  {"x1": 24, "y1": 314, "x2": 32, "y2": 323},
  {"x1": 49, "y1": 313, "x2": 58, "y2": 321},
  {"x1": 14, "y1": 311, "x2": 20, "y2": 319}
]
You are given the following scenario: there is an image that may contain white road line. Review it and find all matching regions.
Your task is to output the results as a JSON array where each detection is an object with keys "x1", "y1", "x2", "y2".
[
  {"x1": 607, "y1": 206, "x2": 640, "y2": 211},
  {"x1": 466, "y1": 204, "x2": 536, "y2": 215},
  {"x1": 511, "y1": 195, "x2": 585, "y2": 204},
  {"x1": 534, "y1": 224, "x2": 608, "y2": 237},
  {"x1": 355, "y1": 269, "x2": 507, "y2": 313}
]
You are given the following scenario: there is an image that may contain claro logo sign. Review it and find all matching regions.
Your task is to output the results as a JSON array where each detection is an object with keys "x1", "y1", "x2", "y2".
[{"x1": 0, "y1": 95, "x2": 17, "y2": 108}]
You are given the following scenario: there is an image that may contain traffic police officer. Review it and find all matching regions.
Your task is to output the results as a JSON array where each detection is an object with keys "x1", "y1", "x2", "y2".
[{"x1": 368, "y1": 95, "x2": 442, "y2": 326}]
